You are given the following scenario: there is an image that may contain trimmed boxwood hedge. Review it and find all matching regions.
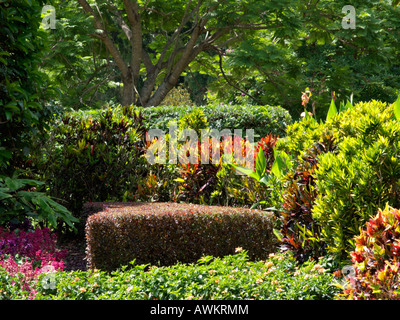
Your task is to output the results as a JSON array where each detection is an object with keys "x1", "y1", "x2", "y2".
[{"x1": 85, "y1": 202, "x2": 277, "y2": 271}]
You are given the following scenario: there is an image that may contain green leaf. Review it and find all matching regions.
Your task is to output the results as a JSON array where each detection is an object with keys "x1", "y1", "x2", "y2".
[
  {"x1": 326, "y1": 99, "x2": 338, "y2": 121},
  {"x1": 4, "y1": 177, "x2": 24, "y2": 191},
  {"x1": 0, "y1": 191, "x2": 12, "y2": 200},
  {"x1": 5, "y1": 111, "x2": 12, "y2": 121},
  {"x1": 271, "y1": 150, "x2": 288, "y2": 178},
  {"x1": 394, "y1": 94, "x2": 400, "y2": 121},
  {"x1": 304, "y1": 109, "x2": 317, "y2": 124},
  {"x1": 255, "y1": 147, "x2": 266, "y2": 178},
  {"x1": 232, "y1": 164, "x2": 260, "y2": 180},
  {"x1": 17, "y1": 179, "x2": 44, "y2": 186},
  {"x1": 0, "y1": 147, "x2": 12, "y2": 161},
  {"x1": 273, "y1": 228, "x2": 283, "y2": 242},
  {"x1": 4, "y1": 102, "x2": 20, "y2": 113},
  {"x1": 259, "y1": 175, "x2": 270, "y2": 185}
]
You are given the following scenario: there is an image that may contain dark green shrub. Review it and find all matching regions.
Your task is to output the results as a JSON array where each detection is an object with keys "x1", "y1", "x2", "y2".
[
  {"x1": 0, "y1": 0, "x2": 55, "y2": 173},
  {"x1": 34, "y1": 106, "x2": 147, "y2": 219},
  {"x1": 143, "y1": 104, "x2": 292, "y2": 138},
  {"x1": 85, "y1": 202, "x2": 277, "y2": 271},
  {"x1": 0, "y1": 1, "x2": 75, "y2": 231},
  {"x1": 0, "y1": 173, "x2": 77, "y2": 230}
]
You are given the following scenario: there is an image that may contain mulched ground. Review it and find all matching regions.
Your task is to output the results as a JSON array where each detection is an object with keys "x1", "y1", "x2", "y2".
[{"x1": 58, "y1": 237, "x2": 87, "y2": 271}]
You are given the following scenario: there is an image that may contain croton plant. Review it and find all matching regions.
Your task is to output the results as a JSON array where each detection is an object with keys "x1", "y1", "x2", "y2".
[{"x1": 340, "y1": 205, "x2": 400, "y2": 300}]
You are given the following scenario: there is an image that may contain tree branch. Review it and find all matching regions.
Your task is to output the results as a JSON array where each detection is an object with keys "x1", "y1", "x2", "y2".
[
  {"x1": 80, "y1": 73, "x2": 118, "y2": 103},
  {"x1": 77, "y1": 0, "x2": 129, "y2": 78},
  {"x1": 109, "y1": 4, "x2": 132, "y2": 42},
  {"x1": 123, "y1": 0, "x2": 143, "y2": 84},
  {"x1": 166, "y1": 0, "x2": 194, "y2": 75},
  {"x1": 217, "y1": 51, "x2": 262, "y2": 105}
]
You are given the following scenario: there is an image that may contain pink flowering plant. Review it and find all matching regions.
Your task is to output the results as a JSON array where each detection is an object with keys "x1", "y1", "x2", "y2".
[{"x1": 0, "y1": 222, "x2": 66, "y2": 299}]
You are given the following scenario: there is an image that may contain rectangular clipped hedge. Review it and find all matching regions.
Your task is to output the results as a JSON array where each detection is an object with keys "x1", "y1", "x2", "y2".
[{"x1": 85, "y1": 202, "x2": 277, "y2": 271}]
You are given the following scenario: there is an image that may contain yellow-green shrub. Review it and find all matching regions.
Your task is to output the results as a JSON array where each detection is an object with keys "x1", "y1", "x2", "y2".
[
  {"x1": 275, "y1": 100, "x2": 400, "y2": 263},
  {"x1": 313, "y1": 100, "x2": 400, "y2": 261}
]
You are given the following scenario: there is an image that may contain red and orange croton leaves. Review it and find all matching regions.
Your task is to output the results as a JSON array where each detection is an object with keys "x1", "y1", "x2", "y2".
[{"x1": 341, "y1": 205, "x2": 400, "y2": 300}]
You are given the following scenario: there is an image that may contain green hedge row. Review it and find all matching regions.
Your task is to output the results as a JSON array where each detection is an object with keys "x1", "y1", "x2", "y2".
[
  {"x1": 142, "y1": 104, "x2": 292, "y2": 138},
  {"x1": 28, "y1": 251, "x2": 339, "y2": 300},
  {"x1": 85, "y1": 202, "x2": 277, "y2": 271}
]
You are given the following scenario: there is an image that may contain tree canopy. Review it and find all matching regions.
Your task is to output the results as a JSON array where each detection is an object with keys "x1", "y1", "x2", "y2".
[
  {"x1": 35, "y1": 0, "x2": 400, "y2": 119},
  {"x1": 3, "y1": 0, "x2": 400, "y2": 118},
  {"x1": 65, "y1": 0, "x2": 303, "y2": 107}
]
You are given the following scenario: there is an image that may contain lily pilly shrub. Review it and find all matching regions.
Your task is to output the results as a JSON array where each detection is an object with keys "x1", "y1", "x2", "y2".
[
  {"x1": 85, "y1": 202, "x2": 276, "y2": 271},
  {"x1": 339, "y1": 206, "x2": 400, "y2": 300}
]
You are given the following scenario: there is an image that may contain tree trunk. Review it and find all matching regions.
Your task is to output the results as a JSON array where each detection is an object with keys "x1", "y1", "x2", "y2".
[
  {"x1": 122, "y1": 73, "x2": 135, "y2": 106},
  {"x1": 145, "y1": 79, "x2": 174, "y2": 107}
]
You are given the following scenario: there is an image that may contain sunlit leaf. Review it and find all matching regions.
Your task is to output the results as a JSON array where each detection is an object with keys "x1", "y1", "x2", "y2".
[{"x1": 326, "y1": 99, "x2": 338, "y2": 121}]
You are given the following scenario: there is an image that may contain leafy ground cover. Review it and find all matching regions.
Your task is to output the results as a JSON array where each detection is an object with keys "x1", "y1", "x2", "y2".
[{"x1": 1, "y1": 250, "x2": 339, "y2": 300}]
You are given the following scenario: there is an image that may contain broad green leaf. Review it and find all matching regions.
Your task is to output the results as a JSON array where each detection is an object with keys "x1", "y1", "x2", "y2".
[
  {"x1": 5, "y1": 111, "x2": 12, "y2": 120},
  {"x1": 394, "y1": 94, "x2": 400, "y2": 121},
  {"x1": 326, "y1": 99, "x2": 338, "y2": 121},
  {"x1": 271, "y1": 149, "x2": 290, "y2": 178},
  {"x1": 255, "y1": 147, "x2": 267, "y2": 178},
  {"x1": 17, "y1": 179, "x2": 45, "y2": 186},
  {"x1": 259, "y1": 175, "x2": 270, "y2": 186},
  {"x1": 339, "y1": 101, "x2": 345, "y2": 112},
  {"x1": 0, "y1": 192, "x2": 12, "y2": 200},
  {"x1": 4, "y1": 102, "x2": 19, "y2": 113},
  {"x1": 35, "y1": 196, "x2": 53, "y2": 214},
  {"x1": 232, "y1": 164, "x2": 260, "y2": 180},
  {"x1": 273, "y1": 228, "x2": 283, "y2": 242},
  {"x1": 47, "y1": 197, "x2": 76, "y2": 216},
  {"x1": 271, "y1": 153, "x2": 285, "y2": 178},
  {"x1": 4, "y1": 177, "x2": 24, "y2": 191}
]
